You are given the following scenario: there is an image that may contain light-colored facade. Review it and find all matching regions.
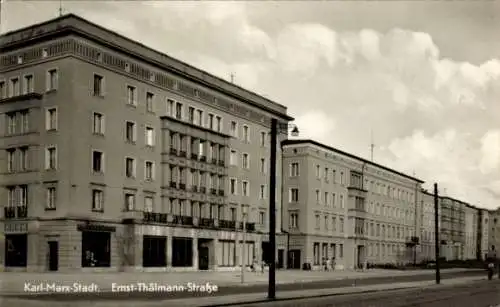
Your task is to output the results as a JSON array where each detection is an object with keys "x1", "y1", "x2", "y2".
[
  {"x1": 0, "y1": 14, "x2": 292, "y2": 272},
  {"x1": 439, "y1": 197, "x2": 466, "y2": 260},
  {"x1": 478, "y1": 209, "x2": 489, "y2": 260},
  {"x1": 488, "y1": 209, "x2": 500, "y2": 253},
  {"x1": 282, "y1": 140, "x2": 423, "y2": 270},
  {"x1": 464, "y1": 204, "x2": 478, "y2": 260},
  {"x1": 418, "y1": 190, "x2": 440, "y2": 261}
]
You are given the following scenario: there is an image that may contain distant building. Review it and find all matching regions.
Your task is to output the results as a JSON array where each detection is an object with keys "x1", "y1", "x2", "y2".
[
  {"x1": 282, "y1": 139, "x2": 423, "y2": 270},
  {"x1": 464, "y1": 204, "x2": 478, "y2": 260},
  {"x1": 418, "y1": 189, "x2": 440, "y2": 261},
  {"x1": 439, "y1": 197, "x2": 466, "y2": 260},
  {"x1": 488, "y1": 208, "x2": 500, "y2": 254},
  {"x1": 478, "y1": 209, "x2": 490, "y2": 260}
]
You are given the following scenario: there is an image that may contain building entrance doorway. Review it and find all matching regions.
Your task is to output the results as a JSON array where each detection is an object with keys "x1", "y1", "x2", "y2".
[{"x1": 48, "y1": 241, "x2": 59, "y2": 271}]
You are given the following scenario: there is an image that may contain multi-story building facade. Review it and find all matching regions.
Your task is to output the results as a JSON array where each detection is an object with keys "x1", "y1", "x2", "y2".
[
  {"x1": 0, "y1": 14, "x2": 293, "y2": 272},
  {"x1": 488, "y1": 209, "x2": 500, "y2": 254},
  {"x1": 478, "y1": 209, "x2": 489, "y2": 260},
  {"x1": 418, "y1": 189, "x2": 440, "y2": 261},
  {"x1": 282, "y1": 139, "x2": 423, "y2": 270},
  {"x1": 439, "y1": 197, "x2": 466, "y2": 260},
  {"x1": 464, "y1": 204, "x2": 478, "y2": 260}
]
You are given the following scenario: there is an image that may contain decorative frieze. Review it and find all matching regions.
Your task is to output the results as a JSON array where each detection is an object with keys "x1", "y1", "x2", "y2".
[{"x1": 1, "y1": 37, "x2": 278, "y2": 128}]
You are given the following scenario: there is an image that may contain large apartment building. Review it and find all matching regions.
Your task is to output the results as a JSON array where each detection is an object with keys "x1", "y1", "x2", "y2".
[
  {"x1": 464, "y1": 204, "x2": 478, "y2": 260},
  {"x1": 439, "y1": 197, "x2": 466, "y2": 260},
  {"x1": 418, "y1": 189, "x2": 439, "y2": 261},
  {"x1": 0, "y1": 14, "x2": 292, "y2": 272},
  {"x1": 282, "y1": 139, "x2": 423, "y2": 270}
]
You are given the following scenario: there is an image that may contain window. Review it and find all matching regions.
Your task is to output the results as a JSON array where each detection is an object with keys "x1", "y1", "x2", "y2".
[
  {"x1": 216, "y1": 116, "x2": 222, "y2": 132},
  {"x1": 340, "y1": 195, "x2": 344, "y2": 208},
  {"x1": 46, "y1": 187, "x2": 56, "y2": 210},
  {"x1": 166, "y1": 99, "x2": 174, "y2": 115},
  {"x1": 7, "y1": 112, "x2": 15, "y2": 135},
  {"x1": 23, "y1": 74, "x2": 34, "y2": 94},
  {"x1": 127, "y1": 86, "x2": 136, "y2": 105},
  {"x1": 93, "y1": 74, "x2": 104, "y2": 96},
  {"x1": 0, "y1": 81, "x2": 5, "y2": 98},
  {"x1": 324, "y1": 168, "x2": 329, "y2": 181},
  {"x1": 46, "y1": 108, "x2": 57, "y2": 131},
  {"x1": 259, "y1": 185, "x2": 266, "y2": 199},
  {"x1": 145, "y1": 161, "x2": 154, "y2": 181},
  {"x1": 230, "y1": 150, "x2": 237, "y2": 166},
  {"x1": 340, "y1": 171, "x2": 344, "y2": 185},
  {"x1": 45, "y1": 146, "x2": 57, "y2": 170},
  {"x1": 188, "y1": 107, "x2": 195, "y2": 123},
  {"x1": 260, "y1": 158, "x2": 266, "y2": 173},
  {"x1": 125, "y1": 193, "x2": 135, "y2": 211},
  {"x1": 230, "y1": 178, "x2": 237, "y2": 195},
  {"x1": 125, "y1": 121, "x2": 136, "y2": 142},
  {"x1": 92, "y1": 112, "x2": 105, "y2": 135},
  {"x1": 47, "y1": 69, "x2": 58, "y2": 91},
  {"x1": 19, "y1": 147, "x2": 28, "y2": 171},
  {"x1": 208, "y1": 114, "x2": 214, "y2": 130},
  {"x1": 260, "y1": 131, "x2": 266, "y2": 147},
  {"x1": 243, "y1": 125, "x2": 249, "y2": 142},
  {"x1": 146, "y1": 92, "x2": 154, "y2": 112},
  {"x1": 324, "y1": 192, "x2": 329, "y2": 206},
  {"x1": 289, "y1": 188, "x2": 299, "y2": 202},
  {"x1": 340, "y1": 217, "x2": 344, "y2": 232},
  {"x1": 175, "y1": 102, "x2": 183, "y2": 120},
  {"x1": 92, "y1": 151, "x2": 104, "y2": 173},
  {"x1": 339, "y1": 244, "x2": 344, "y2": 258},
  {"x1": 242, "y1": 153, "x2": 249, "y2": 169},
  {"x1": 289, "y1": 213, "x2": 298, "y2": 228},
  {"x1": 316, "y1": 165, "x2": 321, "y2": 178},
  {"x1": 230, "y1": 121, "x2": 237, "y2": 137},
  {"x1": 7, "y1": 186, "x2": 15, "y2": 207},
  {"x1": 290, "y1": 163, "x2": 299, "y2": 176},
  {"x1": 144, "y1": 197, "x2": 154, "y2": 212},
  {"x1": 145, "y1": 127, "x2": 155, "y2": 146},
  {"x1": 125, "y1": 157, "x2": 136, "y2": 178},
  {"x1": 313, "y1": 243, "x2": 320, "y2": 265},
  {"x1": 6, "y1": 149, "x2": 16, "y2": 172},
  {"x1": 196, "y1": 110, "x2": 203, "y2": 126},
  {"x1": 242, "y1": 181, "x2": 249, "y2": 196},
  {"x1": 20, "y1": 111, "x2": 29, "y2": 133},
  {"x1": 220, "y1": 240, "x2": 235, "y2": 267},
  {"x1": 9, "y1": 77, "x2": 20, "y2": 97},
  {"x1": 92, "y1": 189, "x2": 104, "y2": 211}
]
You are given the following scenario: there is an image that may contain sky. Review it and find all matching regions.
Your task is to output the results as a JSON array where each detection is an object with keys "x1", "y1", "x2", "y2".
[{"x1": 2, "y1": 1, "x2": 500, "y2": 209}]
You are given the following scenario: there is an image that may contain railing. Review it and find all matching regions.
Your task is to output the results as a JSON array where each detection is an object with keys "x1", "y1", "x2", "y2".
[
  {"x1": 200, "y1": 187, "x2": 206, "y2": 193},
  {"x1": 4, "y1": 207, "x2": 16, "y2": 219},
  {"x1": 199, "y1": 218, "x2": 215, "y2": 228},
  {"x1": 17, "y1": 206, "x2": 28, "y2": 218},
  {"x1": 192, "y1": 185, "x2": 198, "y2": 192},
  {"x1": 179, "y1": 183, "x2": 186, "y2": 190},
  {"x1": 181, "y1": 216, "x2": 193, "y2": 226},
  {"x1": 218, "y1": 160, "x2": 225, "y2": 167},
  {"x1": 219, "y1": 219, "x2": 236, "y2": 229},
  {"x1": 245, "y1": 223, "x2": 256, "y2": 232},
  {"x1": 200, "y1": 156, "x2": 207, "y2": 162},
  {"x1": 218, "y1": 190, "x2": 224, "y2": 196},
  {"x1": 143, "y1": 212, "x2": 168, "y2": 223},
  {"x1": 211, "y1": 158, "x2": 217, "y2": 164},
  {"x1": 210, "y1": 188, "x2": 217, "y2": 195},
  {"x1": 170, "y1": 181, "x2": 177, "y2": 188},
  {"x1": 179, "y1": 151, "x2": 187, "y2": 157},
  {"x1": 170, "y1": 148, "x2": 177, "y2": 155},
  {"x1": 191, "y1": 153, "x2": 198, "y2": 160}
]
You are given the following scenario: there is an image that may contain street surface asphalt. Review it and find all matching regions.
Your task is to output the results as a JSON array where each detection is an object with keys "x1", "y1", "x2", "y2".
[
  {"x1": 235, "y1": 279, "x2": 500, "y2": 307},
  {"x1": 2, "y1": 269, "x2": 484, "y2": 301}
]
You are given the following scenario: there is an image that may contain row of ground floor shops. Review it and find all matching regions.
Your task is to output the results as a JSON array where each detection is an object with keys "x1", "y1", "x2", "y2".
[{"x1": 2, "y1": 220, "x2": 422, "y2": 272}]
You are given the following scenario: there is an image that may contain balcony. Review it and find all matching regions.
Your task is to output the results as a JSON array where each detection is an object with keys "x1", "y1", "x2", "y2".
[
  {"x1": 170, "y1": 181, "x2": 177, "y2": 188},
  {"x1": 181, "y1": 216, "x2": 193, "y2": 226},
  {"x1": 143, "y1": 212, "x2": 168, "y2": 223},
  {"x1": 211, "y1": 158, "x2": 217, "y2": 164},
  {"x1": 200, "y1": 156, "x2": 207, "y2": 162},
  {"x1": 218, "y1": 190, "x2": 224, "y2": 196},
  {"x1": 199, "y1": 218, "x2": 215, "y2": 228},
  {"x1": 170, "y1": 148, "x2": 177, "y2": 155},
  {"x1": 218, "y1": 160, "x2": 225, "y2": 167},
  {"x1": 179, "y1": 183, "x2": 186, "y2": 190},
  {"x1": 191, "y1": 153, "x2": 198, "y2": 160},
  {"x1": 172, "y1": 215, "x2": 182, "y2": 225},
  {"x1": 210, "y1": 188, "x2": 217, "y2": 195},
  {"x1": 4, "y1": 207, "x2": 16, "y2": 219},
  {"x1": 200, "y1": 187, "x2": 206, "y2": 193},
  {"x1": 179, "y1": 150, "x2": 187, "y2": 157},
  {"x1": 17, "y1": 206, "x2": 28, "y2": 218},
  {"x1": 406, "y1": 236, "x2": 420, "y2": 247},
  {"x1": 219, "y1": 219, "x2": 236, "y2": 230},
  {"x1": 246, "y1": 223, "x2": 256, "y2": 232},
  {"x1": 192, "y1": 185, "x2": 198, "y2": 192}
]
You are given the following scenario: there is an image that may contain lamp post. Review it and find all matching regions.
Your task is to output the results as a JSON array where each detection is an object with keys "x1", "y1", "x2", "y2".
[
  {"x1": 268, "y1": 118, "x2": 299, "y2": 300},
  {"x1": 433, "y1": 183, "x2": 441, "y2": 284},
  {"x1": 241, "y1": 207, "x2": 247, "y2": 284}
]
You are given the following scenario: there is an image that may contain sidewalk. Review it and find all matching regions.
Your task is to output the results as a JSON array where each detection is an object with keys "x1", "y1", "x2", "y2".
[
  {"x1": 0, "y1": 268, "x2": 474, "y2": 294},
  {"x1": 0, "y1": 276, "x2": 485, "y2": 307}
]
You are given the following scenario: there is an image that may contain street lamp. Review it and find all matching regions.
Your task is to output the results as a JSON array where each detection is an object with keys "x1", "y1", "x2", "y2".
[
  {"x1": 240, "y1": 206, "x2": 248, "y2": 284},
  {"x1": 268, "y1": 119, "x2": 299, "y2": 300}
]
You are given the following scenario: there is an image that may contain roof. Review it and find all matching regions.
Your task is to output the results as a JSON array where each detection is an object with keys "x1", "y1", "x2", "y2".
[
  {"x1": 0, "y1": 14, "x2": 293, "y2": 121},
  {"x1": 282, "y1": 139, "x2": 425, "y2": 183}
]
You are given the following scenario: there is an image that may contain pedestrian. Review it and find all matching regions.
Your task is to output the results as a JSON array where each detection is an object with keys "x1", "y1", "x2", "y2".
[
  {"x1": 331, "y1": 257, "x2": 336, "y2": 271},
  {"x1": 322, "y1": 258, "x2": 327, "y2": 271}
]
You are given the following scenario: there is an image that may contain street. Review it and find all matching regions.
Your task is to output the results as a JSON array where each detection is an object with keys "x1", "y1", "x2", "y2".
[
  {"x1": 235, "y1": 279, "x2": 500, "y2": 307},
  {"x1": 1, "y1": 270, "x2": 483, "y2": 301}
]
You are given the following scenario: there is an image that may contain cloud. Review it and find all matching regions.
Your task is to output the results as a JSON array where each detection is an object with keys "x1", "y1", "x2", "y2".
[{"x1": 5, "y1": 2, "x2": 499, "y2": 208}]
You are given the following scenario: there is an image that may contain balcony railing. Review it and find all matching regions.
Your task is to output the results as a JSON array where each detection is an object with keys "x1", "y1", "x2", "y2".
[
  {"x1": 191, "y1": 153, "x2": 198, "y2": 160},
  {"x1": 218, "y1": 160, "x2": 225, "y2": 167},
  {"x1": 199, "y1": 218, "x2": 215, "y2": 228},
  {"x1": 181, "y1": 216, "x2": 193, "y2": 226},
  {"x1": 170, "y1": 181, "x2": 177, "y2": 188},
  {"x1": 179, "y1": 150, "x2": 187, "y2": 157},
  {"x1": 170, "y1": 148, "x2": 177, "y2": 155},
  {"x1": 211, "y1": 158, "x2": 217, "y2": 164},
  {"x1": 4, "y1": 207, "x2": 16, "y2": 219},
  {"x1": 210, "y1": 188, "x2": 217, "y2": 195},
  {"x1": 218, "y1": 190, "x2": 224, "y2": 196},
  {"x1": 17, "y1": 206, "x2": 27, "y2": 218},
  {"x1": 200, "y1": 186, "x2": 206, "y2": 193},
  {"x1": 192, "y1": 185, "x2": 198, "y2": 192},
  {"x1": 143, "y1": 212, "x2": 167, "y2": 223},
  {"x1": 200, "y1": 156, "x2": 207, "y2": 162},
  {"x1": 219, "y1": 219, "x2": 236, "y2": 229},
  {"x1": 179, "y1": 183, "x2": 186, "y2": 190},
  {"x1": 245, "y1": 222, "x2": 256, "y2": 232}
]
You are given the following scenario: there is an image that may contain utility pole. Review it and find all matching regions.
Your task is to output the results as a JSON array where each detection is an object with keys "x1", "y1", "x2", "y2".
[
  {"x1": 434, "y1": 183, "x2": 441, "y2": 284},
  {"x1": 268, "y1": 118, "x2": 277, "y2": 300}
]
